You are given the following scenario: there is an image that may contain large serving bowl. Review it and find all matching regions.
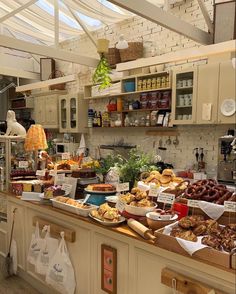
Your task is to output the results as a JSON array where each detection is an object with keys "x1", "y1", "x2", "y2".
[
  {"x1": 124, "y1": 203, "x2": 157, "y2": 216},
  {"x1": 146, "y1": 212, "x2": 178, "y2": 230}
]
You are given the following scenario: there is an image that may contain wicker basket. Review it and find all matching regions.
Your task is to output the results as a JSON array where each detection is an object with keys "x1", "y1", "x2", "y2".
[
  {"x1": 49, "y1": 70, "x2": 66, "y2": 90},
  {"x1": 105, "y1": 47, "x2": 121, "y2": 67},
  {"x1": 119, "y1": 42, "x2": 143, "y2": 62}
]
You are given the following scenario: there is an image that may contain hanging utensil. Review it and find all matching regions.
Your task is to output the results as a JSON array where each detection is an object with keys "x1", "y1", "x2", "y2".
[
  {"x1": 166, "y1": 136, "x2": 171, "y2": 145},
  {"x1": 172, "y1": 136, "x2": 179, "y2": 147},
  {"x1": 4, "y1": 208, "x2": 17, "y2": 277},
  {"x1": 199, "y1": 148, "x2": 204, "y2": 162},
  {"x1": 194, "y1": 148, "x2": 199, "y2": 162}
]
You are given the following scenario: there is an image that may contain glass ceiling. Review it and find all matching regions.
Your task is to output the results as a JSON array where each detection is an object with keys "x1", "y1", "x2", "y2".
[{"x1": 0, "y1": 0, "x2": 133, "y2": 45}]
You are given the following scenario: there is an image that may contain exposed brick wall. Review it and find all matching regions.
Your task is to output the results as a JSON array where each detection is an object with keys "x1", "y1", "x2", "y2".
[{"x1": 57, "y1": 1, "x2": 234, "y2": 175}]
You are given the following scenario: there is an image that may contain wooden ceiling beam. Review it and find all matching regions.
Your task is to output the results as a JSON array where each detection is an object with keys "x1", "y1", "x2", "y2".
[
  {"x1": 107, "y1": 0, "x2": 213, "y2": 45},
  {"x1": 0, "y1": 35, "x2": 99, "y2": 67}
]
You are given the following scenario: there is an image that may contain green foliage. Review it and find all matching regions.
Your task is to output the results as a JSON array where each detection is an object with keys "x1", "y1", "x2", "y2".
[
  {"x1": 92, "y1": 54, "x2": 112, "y2": 90},
  {"x1": 94, "y1": 154, "x2": 123, "y2": 176},
  {"x1": 118, "y1": 149, "x2": 154, "y2": 185}
]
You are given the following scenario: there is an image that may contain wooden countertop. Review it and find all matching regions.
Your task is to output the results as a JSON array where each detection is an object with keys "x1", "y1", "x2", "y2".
[{"x1": 3, "y1": 192, "x2": 235, "y2": 274}]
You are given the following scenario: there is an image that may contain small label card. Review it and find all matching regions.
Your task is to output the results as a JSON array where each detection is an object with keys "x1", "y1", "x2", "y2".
[
  {"x1": 116, "y1": 182, "x2": 129, "y2": 193},
  {"x1": 61, "y1": 184, "x2": 73, "y2": 195},
  {"x1": 115, "y1": 199, "x2": 126, "y2": 213},
  {"x1": 49, "y1": 170, "x2": 57, "y2": 177},
  {"x1": 54, "y1": 173, "x2": 66, "y2": 185},
  {"x1": 157, "y1": 193, "x2": 175, "y2": 205},
  {"x1": 19, "y1": 161, "x2": 29, "y2": 168},
  {"x1": 36, "y1": 170, "x2": 46, "y2": 177},
  {"x1": 187, "y1": 199, "x2": 200, "y2": 208},
  {"x1": 61, "y1": 152, "x2": 70, "y2": 160},
  {"x1": 224, "y1": 201, "x2": 236, "y2": 212},
  {"x1": 149, "y1": 185, "x2": 159, "y2": 197}
]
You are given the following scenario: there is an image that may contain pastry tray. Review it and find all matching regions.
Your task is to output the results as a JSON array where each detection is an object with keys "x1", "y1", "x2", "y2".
[
  {"x1": 51, "y1": 199, "x2": 97, "y2": 217},
  {"x1": 154, "y1": 228, "x2": 236, "y2": 269}
]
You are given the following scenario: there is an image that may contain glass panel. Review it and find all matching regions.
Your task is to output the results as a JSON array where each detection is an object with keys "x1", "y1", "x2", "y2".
[
  {"x1": 175, "y1": 72, "x2": 193, "y2": 121},
  {"x1": 61, "y1": 99, "x2": 67, "y2": 129},
  {"x1": 70, "y1": 98, "x2": 77, "y2": 129},
  {"x1": 0, "y1": 142, "x2": 6, "y2": 192}
]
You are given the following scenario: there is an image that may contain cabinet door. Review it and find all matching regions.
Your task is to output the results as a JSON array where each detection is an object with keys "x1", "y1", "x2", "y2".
[
  {"x1": 59, "y1": 96, "x2": 68, "y2": 132},
  {"x1": 34, "y1": 97, "x2": 46, "y2": 125},
  {"x1": 218, "y1": 60, "x2": 236, "y2": 124},
  {"x1": 171, "y1": 68, "x2": 197, "y2": 125},
  {"x1": 196, "y1": 63, "x2": 219, "y2": 124},
  {"x1": 68, "y1": 96, "x2": 78, "y2": 133},
  {"x1": 45, "y1": 95, "x2": 58, "y2": 128}
]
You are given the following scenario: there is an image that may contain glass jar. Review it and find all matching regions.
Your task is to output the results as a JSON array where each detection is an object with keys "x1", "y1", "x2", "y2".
[
  {"x1": 156, "y1": 77, "x2": 161, "y2": 88},
  {"x1": 150, "y1": 111, "x2": 158, "y2": 126}
]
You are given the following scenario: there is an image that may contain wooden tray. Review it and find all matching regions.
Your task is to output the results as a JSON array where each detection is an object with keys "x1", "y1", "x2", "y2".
[{"x1": 154, "y1": 228, "x2": 236, "y2": 269}]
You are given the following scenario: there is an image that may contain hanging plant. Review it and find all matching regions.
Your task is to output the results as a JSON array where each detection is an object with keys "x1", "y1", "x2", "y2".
[{"x1": 93, "y1": 53, "x2": 112, "y2": 90}]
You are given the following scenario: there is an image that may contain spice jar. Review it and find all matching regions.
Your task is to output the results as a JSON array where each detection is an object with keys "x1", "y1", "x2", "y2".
[
  {"x1": 117, "y1": 97, "x2": 123, "y2": 112},
  {"x1": 137, "y1": 80, "x2": 143, "y2": 91},
  {"x1": 151, "y1": 78, "x2": 156, "y2": 89},
  {"x1": 161, "y1": 76, "x2": 166, "y2": 88},
  {"x1": 142, "y1": 79, "x2": 147, "y2": 90},
  {"x1": 147, "y1": 79, "x2": 152, "y2": 90},
  {"x1": 156, "y1": 77, "x2": 161, "y2": 88}
]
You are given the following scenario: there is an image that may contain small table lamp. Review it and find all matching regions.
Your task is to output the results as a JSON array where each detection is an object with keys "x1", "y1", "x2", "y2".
[{"x1": 24, "y1": 124, "x2": 48, "y2": 170}]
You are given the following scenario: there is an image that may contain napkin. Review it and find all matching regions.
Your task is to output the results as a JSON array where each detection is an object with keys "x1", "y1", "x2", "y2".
[{"x1": 198, "y1": 201, "x2": 224, "y2": 220}]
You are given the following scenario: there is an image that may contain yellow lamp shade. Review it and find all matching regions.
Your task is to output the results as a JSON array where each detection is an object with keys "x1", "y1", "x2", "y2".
[{"x1": 24, "y1": 124, "x2": 48, "y2": 151}]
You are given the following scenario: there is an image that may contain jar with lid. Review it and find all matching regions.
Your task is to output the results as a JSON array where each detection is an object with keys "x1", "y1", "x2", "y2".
[
  {"x1": 142, "y1": 79, "x2": 147, "y2": 90},
  {"x1": 137, "y1": 80, "x2": 143, "y2": 91},
  {"x1": 166, "y1": 75, "x2": 170, "y2": 87},
  {"x1": 150, "y1": 111, "x2": 158, "y2": 126},
  {"x1": 151, "y1": 78, "x2": 156, "y2": 89},
  {"x1": 146, "y1": 114, "x2": 150, "y2": 126},
  {"x1": 147, "y1": 79, "x2": 152, "y2": 90},
  {"x1": 161, "y1": 76, "x2": 166, "y2": 88},
  {"x1": 124, "y1": 115, "x2": 130, "y2": 127},
  {"x1": 156, "y1": 77, "x2": 161, "y2": 88},
  {"x1": 140, "y1": 116, "x2": 146, "y2": 127}
]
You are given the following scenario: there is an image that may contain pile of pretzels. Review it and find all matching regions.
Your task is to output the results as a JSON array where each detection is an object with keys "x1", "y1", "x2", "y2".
[{"x1": 184, "y1": 179, "x2": 236, "y2": 204}]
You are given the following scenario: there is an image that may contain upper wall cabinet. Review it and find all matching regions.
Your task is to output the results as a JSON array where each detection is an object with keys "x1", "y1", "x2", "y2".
[
  {"x1": 59, "y1": 93, "x2": 88, "y2": 133},
  {"x1": 171, "y1": 68, "x2": 198, "y2": 125},
  {"x1": 196, "y1": 63, "x2": 220, "y2": 124},
  {"x1": 34, "y1": 93, "x2": 63, "y2": 129},
  {"x1": 217, "y1": 60, "x2": 236, "y2": 124}
]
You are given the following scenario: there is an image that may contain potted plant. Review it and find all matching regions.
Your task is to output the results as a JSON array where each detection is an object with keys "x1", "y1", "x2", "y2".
[{"x1": 92, "y1": 53, "x2": 112, "y2": 89}]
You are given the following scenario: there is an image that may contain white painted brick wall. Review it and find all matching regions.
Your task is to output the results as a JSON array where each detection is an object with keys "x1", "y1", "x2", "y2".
[{"x1": 56, "y1": 1, "x2": 233, "y2": 175}]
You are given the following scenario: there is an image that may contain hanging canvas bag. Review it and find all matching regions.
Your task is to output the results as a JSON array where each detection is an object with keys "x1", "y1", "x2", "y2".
[
  {"x1": 46, "y1": 232, "x2": 76, "y2": 294},
  {"x1": 35, "y1": 225, "x2": 59, "y2": 276},
  {"x1": 27, "y1": 222, "x2": 43, "y2": 266}
]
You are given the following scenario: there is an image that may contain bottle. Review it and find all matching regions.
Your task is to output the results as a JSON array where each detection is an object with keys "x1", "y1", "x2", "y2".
[
  {"x1": 124, "y1": 115, "x2": 130, "y2": 127},
  {"x1": 97, "y1": 111, "x2": 102, "y2": 127},
  {"x1": 88, "y1": 109, "x2": 94, "y2": 128},
  {"x1": 93, "y1": 111, "x2": 98, "y2": 127},
  {"x1": 117, "y1": 98, "x2": 123, "y2": 112}
]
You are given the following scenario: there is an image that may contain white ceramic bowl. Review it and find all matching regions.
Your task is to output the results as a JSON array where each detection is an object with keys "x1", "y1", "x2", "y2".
[{"x1": 125, "y1": 203, "x2": 157, "y2": 216}]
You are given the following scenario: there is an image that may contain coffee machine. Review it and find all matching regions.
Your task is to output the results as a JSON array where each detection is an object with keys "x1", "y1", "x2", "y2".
[{"x1": 217, "y1": 137, "x2": 236, "y2": 184}]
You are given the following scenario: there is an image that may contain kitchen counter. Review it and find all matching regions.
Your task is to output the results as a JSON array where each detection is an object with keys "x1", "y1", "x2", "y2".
[{"x1": 2, "y1": 192, "x2": 236, "y2": 294}]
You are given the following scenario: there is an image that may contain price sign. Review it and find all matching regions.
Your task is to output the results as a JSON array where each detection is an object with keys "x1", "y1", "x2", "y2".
[
  {"x1": 224, "y1": 201, "x2": 236, "y2": 212},
  {"x1": 148, "y1": 185, "x2": 159, "y2": 197},
  {"x1": 36, "y1": 170, "x2": 46, "y2": 177},
  {"x1": 49, "y1": 170, "x2": 57, "y2": 177},
  {"x1": 187, "y1": 199, "x2": 200, "y2": 208},
  {"x1": 62, "y1": 152, "x2": 70, "y2": 160},
  {"x1": 116, "y1": 182, "x2": 129, "y2": 192},
  {"x1": 157, "y1": 193, "x2": 175, "y2": 205},
  {"x1": 19, "y1": 161, "x2": 29, "y2": 168},
  {"x1": 115, "y1": 199, "x2": 126, "y2": 213},
  {"x1": 55, "y1": 173, "x2": 66, "y2": 185},
  {"x1": 61, "y1": 184, "x2": 73, "y2": 195}
]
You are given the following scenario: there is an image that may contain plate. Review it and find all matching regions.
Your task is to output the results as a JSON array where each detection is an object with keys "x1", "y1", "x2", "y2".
[
  {"x1": 84, "y1": 188, "x2": 116, "y2": 195},
  {"x1": 105, "y1": 196, "x2": 119, "y2": 203},
  {"x1": 89, "y1": 212, "x2": 126, "y2": 226},
  {"x1": 220, "y1": 99, "x2": 236, "y2": 116}
]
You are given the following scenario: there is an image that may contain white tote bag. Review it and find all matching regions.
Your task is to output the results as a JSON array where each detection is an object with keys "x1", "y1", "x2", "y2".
[
  {"x1": 35, "y1": 226, "x2": 59, "y2": 276},
  {"x1": 46, "y1": 232, "x2": 76, "y2": 294},
  {"x1": 27, "y1": 222, "x2": 43, "y2": 266}
]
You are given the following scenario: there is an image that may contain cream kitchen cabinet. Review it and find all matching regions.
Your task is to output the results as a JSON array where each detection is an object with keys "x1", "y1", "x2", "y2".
[
  {"x1": 34, "y1": 91, "x2": 66, "y2": 129},
  {"x1": 217, "y1": 60, "x2": 236, "y2": 124},
  {"x1": 196, "y1": 63, "x2": 220, "y2": 124},
  {"x1": 59, "y1": 93, "x2": 88, "y2": 133},
  {"x1": 171, "y1": 68, "x2": 198, "y2": 125}
]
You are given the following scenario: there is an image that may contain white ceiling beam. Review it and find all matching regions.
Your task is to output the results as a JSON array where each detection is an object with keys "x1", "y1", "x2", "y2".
[
  {"x1": 63, "y1": 1, "x2": 97, "y2": 48},
  {"x1": 197, "y1": 0, "x2": 214, "y2": 34},
  {"x1": 0, "y1": 65, "x2": 39, "y2": 79},
  {"x1": 0, "y1": 0, "x2": 38, "y2": 23},
  {"x1": 116, "y1": 40, "x2": 236, "y2": 71},
  {"x1": 54, "y1": 0, "x2": 59, "y2": 47},
  {"x1": 0, "y1": 35, "x2": 99, "y2": 67},
  {"x1": 107, "y1": 0, "x2": 212, "y2": 45},
  {"x1": 15, "y1": 74, "x2": 76, "y2": 92}
]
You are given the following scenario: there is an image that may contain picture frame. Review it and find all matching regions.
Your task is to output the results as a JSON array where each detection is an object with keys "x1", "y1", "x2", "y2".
[
  {"x1": 101, "y1": 244, "x2": 117, "y2": 294},
  {"x1": 40, "y1": 58, "x2": 55, "y2": 81}
]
